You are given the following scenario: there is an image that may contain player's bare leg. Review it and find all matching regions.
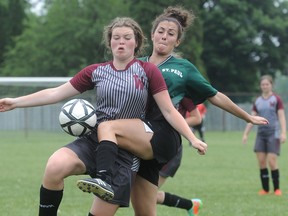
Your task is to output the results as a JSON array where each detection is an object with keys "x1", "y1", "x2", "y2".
[{"x1": 39, "y1": 147, "x2": 86, "y2": 216}]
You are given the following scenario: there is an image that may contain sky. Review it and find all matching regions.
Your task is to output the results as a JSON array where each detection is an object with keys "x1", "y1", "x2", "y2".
[{"x1": 28, "y1": 0, "x2": 45, "y2": 15}]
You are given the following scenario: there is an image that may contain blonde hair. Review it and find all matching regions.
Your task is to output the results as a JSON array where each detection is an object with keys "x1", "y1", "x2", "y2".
[{"x1": 103, "y1": 17, "x2": 146, "y2": 56}]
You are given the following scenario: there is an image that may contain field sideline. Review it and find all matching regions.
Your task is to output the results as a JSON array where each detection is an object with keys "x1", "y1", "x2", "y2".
[{"x1": 0, "y1": 130, "x2": 287, "y2": 215}]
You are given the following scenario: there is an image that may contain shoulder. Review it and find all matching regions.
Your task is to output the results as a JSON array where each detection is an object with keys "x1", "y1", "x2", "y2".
[
  {"x1": 70, "y1": 63, "x2": 104, "y2": 92},
  {"x1": 82, "y1": 63, "x2": 99, "y2": 71},
  {"x1": 81, "y1": 62, "x2": 110, "y2": 72},
  {"x1": 171, "y1": 56, "x2": 197, "y2": 69},
  {"x1": 272, "y1": 93, "x2": 284, "y2": 108},
  {"x1": 273, "y1": 93, "x2": 283, "y2": 101},
  {"x1": 73, "y1": 62, "x2": 110, "y2": 80},
  {"x1": 166, "y1": 56, "x2": 201, "y2": 78},
  {"x1": 171, "y1": 57, "x2": 203, "y2": 78}
]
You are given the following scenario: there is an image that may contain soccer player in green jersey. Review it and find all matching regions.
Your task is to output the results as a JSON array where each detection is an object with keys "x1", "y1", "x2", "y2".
[{"x1": 134, "y1": 6, "x2": 269, "y2": 216}]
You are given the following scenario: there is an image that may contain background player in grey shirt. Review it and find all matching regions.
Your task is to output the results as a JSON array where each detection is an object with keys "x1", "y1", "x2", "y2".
[{"x1": 242, "y1": 75, "x2": 286, "y2": 196}]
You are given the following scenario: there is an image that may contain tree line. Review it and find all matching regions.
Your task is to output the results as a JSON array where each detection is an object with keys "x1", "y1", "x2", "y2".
[{"x1": 0, "y1": 0, "x2": 287, "y2": 97}]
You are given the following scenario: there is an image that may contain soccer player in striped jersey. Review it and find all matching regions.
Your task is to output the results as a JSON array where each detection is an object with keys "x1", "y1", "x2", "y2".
[
  {"x1": 242, "y1": 75, "x2": 286, "y2": 196},
  {"x1": 0, "y1": 17, "x2": 204, "y2": 216}
]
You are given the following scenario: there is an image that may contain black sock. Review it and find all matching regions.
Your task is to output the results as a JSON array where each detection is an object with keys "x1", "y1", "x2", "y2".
[
  {"x1": 260, "y1": 168, "x2": 269, "y2": 192},
  {"x1": 96, "y1": 140, "x2": 118, "y2": 184},
  {"x1": 162, "y1": 192, "x2": 192, "y2": 210},
  {"x1": 38, "y1": 185, "x2": 63, "y2": 216},
  {"x1": 271, "y1": 169, "x2": 280, "y2": 191}
]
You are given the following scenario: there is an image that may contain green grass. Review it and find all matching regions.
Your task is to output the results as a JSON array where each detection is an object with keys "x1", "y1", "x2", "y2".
[{"x1": 0, "y1": 130, "x2": 287, "y2": 215}]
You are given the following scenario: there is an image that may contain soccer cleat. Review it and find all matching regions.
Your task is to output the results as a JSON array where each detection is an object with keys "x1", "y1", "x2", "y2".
[
  {"x1": 258, "y1": 189, "x2": 269, "y2": 195},
  {"x1": 77, "y1": 178, "x2": 114, "y2": 201},
  {"x1": 187, "y1": 198, "x2": 203, "y2": 216},
  {"x1": 274, "y1": 189, "x2": 282, "y2": 196}
]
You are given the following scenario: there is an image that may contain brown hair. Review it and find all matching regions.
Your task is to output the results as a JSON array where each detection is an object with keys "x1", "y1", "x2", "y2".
[
  {"x1": 260, "y1": 75, "x2": 273, "y2": 85},
  {"x1": 103, "y1": 17, "x2": 146, "y2": 56},
  {"x1": 151, "y1": 6, "x2": 196, "y2": 41}
]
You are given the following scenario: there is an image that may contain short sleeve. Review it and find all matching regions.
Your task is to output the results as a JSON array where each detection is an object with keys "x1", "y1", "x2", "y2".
[{"x1": 184, "y1": 60, "x2": 217, "y2": 104}]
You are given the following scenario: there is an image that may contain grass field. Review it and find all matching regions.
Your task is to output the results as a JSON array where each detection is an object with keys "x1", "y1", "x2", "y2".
[{"x1": 0, "y1": 130, "x2": 287, "y2": 216}]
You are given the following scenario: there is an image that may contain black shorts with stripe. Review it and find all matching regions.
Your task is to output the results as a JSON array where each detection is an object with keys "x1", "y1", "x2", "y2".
[
  {"x1": 138, "y1": 119, "x2": 182, "y2": 186},
  {"x1": 65, "y1": 131, "x2": 134, "y2": 207},
  {"x1": 159, "y1": 144, "x2": 183, "y2": 178}
]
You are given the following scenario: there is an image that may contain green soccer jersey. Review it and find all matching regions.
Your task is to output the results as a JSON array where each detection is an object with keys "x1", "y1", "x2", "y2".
[{"x1": 139, "y1": 55, "x2": 218, "y2": 106}]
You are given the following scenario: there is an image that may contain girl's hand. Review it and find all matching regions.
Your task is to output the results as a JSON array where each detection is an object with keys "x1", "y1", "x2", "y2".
[
  {"x1": 249, "y1": 116, "x2": 269, "y2": 125},
  {"x1": 190, "y1": 139, "x2": 207, "y2": 155},
  {"x1": 242, "y1": 134, "x2": 248, "y2": 144},
  {"x1": 0, "y1": 98, "x2": 15, "y2": 112},
  {"x1": 280, "y1": 133, "x2": 286, "y2": 144}
]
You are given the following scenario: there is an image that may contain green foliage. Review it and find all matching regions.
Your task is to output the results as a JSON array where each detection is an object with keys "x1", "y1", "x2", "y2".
[
  {"x1": 201, "y1": 0, "x2": 288, "y2": 93},
  {"x1": 1, "y1": 0, "x2": 130, "y2": 77},
  {"x1": 275, "y1": 73, "x2": 288, "y2": 102},
  {"x1": 0, "y1": 0, "x2": 26, "y2": 66},
  {"x1": 1, "y1": 0, "x2": 288, "y2": 95}
]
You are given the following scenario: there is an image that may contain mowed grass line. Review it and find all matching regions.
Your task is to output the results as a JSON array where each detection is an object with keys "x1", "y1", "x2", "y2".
[{"x1": 0, "y1": 131, "x2": 287, "y2": 215}]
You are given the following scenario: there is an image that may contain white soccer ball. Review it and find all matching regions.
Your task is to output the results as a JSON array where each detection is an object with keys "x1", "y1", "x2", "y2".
[{"x1": 59, "y1": 99, "x2": 97, "y2": 136}]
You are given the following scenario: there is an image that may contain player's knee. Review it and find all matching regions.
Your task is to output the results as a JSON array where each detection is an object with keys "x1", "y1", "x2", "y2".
[
  {"x1": 45, "y1": 148, "x2": 84, "y2": 177},
  {"x1": 45, "y1": 155, "x2": 67, "y2": 178},
  {"x1": 98, "y1": 121, "x2": 116, "y2": 135}
]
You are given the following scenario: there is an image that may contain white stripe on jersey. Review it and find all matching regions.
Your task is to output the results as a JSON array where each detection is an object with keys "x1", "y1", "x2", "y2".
[{"x1": 92, "y1": 62, "x2": 149, "y2": 122}]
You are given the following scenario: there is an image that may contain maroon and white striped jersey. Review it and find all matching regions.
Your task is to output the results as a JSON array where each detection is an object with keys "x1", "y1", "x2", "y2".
[
  {"x1": 69, "y1": 58, "x2": 167, "y2": 172},
  {"x1": 70, "y1": 58, "x2": 167, "y2": 124}
]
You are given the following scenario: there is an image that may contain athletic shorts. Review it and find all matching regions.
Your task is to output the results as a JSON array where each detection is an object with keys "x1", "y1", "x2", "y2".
[
  {"x1": 137, "y1": 120, "x2": 181, "y2": 186},
  {"x1": 254, "y1": 131, "x2": 281, "y2": 155},
  {"x1": 65, "y1": 131, "x2": 134, "y2": 207},
  {"x1": 159, "y1": 145, "x2": 183, "y2": 178}
]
